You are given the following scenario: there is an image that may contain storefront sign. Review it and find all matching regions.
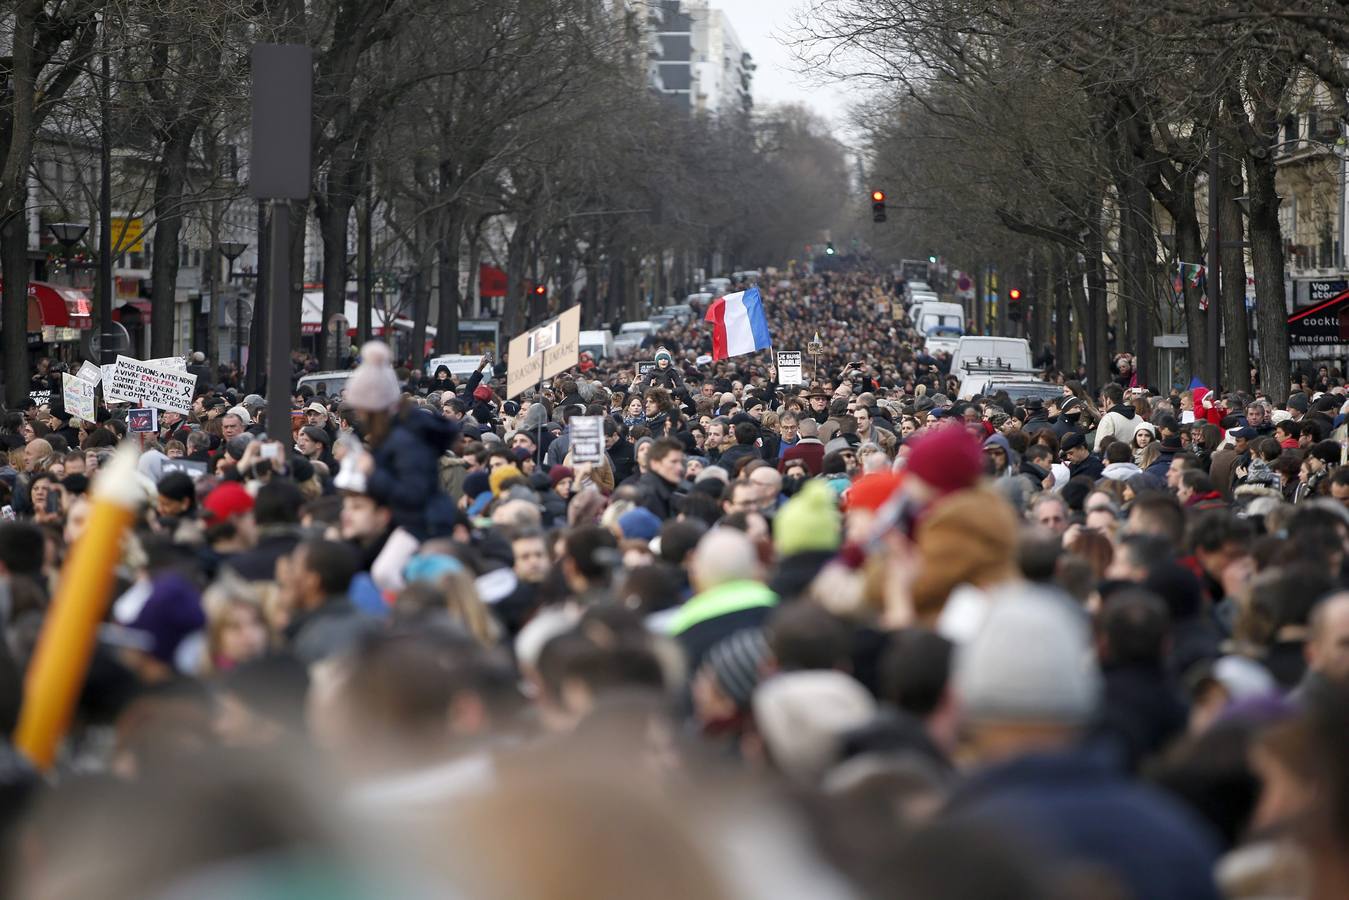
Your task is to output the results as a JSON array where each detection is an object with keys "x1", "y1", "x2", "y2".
[{"x1": 1288, "y1": 289, "x2": 1349, "y2": 346}]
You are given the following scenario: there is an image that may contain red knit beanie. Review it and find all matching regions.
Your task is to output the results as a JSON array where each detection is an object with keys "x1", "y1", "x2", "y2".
[{"x1": 905, "y1": 424, "x2": 983, "y2": 497}]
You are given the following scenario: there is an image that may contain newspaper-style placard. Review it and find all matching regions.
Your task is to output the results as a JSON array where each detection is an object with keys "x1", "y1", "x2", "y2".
[
  {"x1": 128, "y1": 408, "x2": 158, "y2": 433},
  {"x1": 76, "y1": 360, "x2": 102, "y2": 385},
  {"x1": 570, "y1": 416, "x2": 605, "y2": 465},
  {"x1": 105, "y1": 356, "x2": 197, "y2": 413},
  {"x1": 63, "y1": 372, "x2": 97, "y2": 422},
  {"x1": 636, "y1": 361, "x2": 656, "y2": 380},
  {"x1": 776, "y1": 350, "x2": 803, "y2": 386}
]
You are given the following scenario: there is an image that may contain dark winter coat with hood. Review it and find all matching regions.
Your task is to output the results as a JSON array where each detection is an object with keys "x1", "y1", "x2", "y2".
[{"x1": 368, "y1": 406, "x2": 460, "y2": 539}]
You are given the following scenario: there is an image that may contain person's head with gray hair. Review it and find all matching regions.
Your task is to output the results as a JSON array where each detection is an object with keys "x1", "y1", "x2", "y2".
[
  {"x1": 493, "y1": 498, "x2": 543, "y2": 530},
  {"x1": 690, "y1": 527, "x2": 761, "y2": 593}
]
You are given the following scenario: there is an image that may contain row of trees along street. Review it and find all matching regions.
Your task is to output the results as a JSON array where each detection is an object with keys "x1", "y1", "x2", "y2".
[
  {"x1": 798, "y1": 0, "x2": 1349, "y2": 395},
  {"x1": 0, "y1": 0, "x2": 850, "y2": 407}
]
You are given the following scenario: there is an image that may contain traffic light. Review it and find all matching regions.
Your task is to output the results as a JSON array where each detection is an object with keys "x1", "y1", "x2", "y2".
[
  {"x1": 870, "y1": 189, "x2": 886, "y2": 223},
  {"x1": 928, "y1": 255, "x2": 937, "y2": 264},
  {"x1": 1008, "y1": 288, "x2": 1022, "y2": 301},
  {"x1": 1007, "y1": 288, "x2": 1023, "y2": 321},
  {"x1": 532, "y1": 283, "x2": 546, "y2": 299},
  {"x1": 825, "y1": 241, "x2": 836, "y2": 256}
]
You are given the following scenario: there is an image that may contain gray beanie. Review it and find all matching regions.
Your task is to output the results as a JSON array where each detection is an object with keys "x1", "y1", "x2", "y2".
[{"x1": 955, "y1": 586, "x2": 1101, "y2": 726}]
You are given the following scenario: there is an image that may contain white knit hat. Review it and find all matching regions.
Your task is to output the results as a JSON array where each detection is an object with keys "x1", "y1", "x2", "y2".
[
  {"x1": 753, "y1": 671, "x2": 876, "y2": 784},
  {"x1": 345, "y1": 341, "x2": 402, "y2": 412}
]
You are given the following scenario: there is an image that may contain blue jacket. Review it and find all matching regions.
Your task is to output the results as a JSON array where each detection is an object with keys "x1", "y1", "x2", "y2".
[
  {"x1": 946, "y1": 750, "x2": 1221, "y2": 900},
  {"x1": 367, "y1": 407, "x2": 459, "y2": 539}
]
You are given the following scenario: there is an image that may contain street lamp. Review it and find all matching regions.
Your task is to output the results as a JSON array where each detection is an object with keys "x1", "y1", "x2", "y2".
[
  {"x1": 47, "y1": 223, "x2": 89, "y2": 285},
  {"x1": 218, "y1": 241, "x2": 248, "y2": 366}
]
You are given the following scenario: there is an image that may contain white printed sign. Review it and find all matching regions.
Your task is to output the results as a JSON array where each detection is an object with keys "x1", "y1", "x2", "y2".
[
  {"x1": 105, "y1": 356, "x2": 197, "y2": 413},
  {"x1": 777, "y1": 350, "x2": 803, "y2": 386},
  {"x1": 76, "y1": 360, "x2": 102, "y2": 385},
  {"x1": 145, "y1": 355, "x2": 188, "y2": 371},
  {"x1": 63, "y1": 372, "x2": 97, "y2": 422},
  {"x1": 570, "y1": 416, "x2": 605, "y2": 465},
  {"x1": 695, "y1": 354, "x2": 713, "y2": 367}
]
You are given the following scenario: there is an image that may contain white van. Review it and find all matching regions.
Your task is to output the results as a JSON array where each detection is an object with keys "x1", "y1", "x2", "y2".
[
  {"x1": 297, "y1": 370, "x2": 353, "y2": 398},
  {"x1": 914, "y1": 301, "x2": 965, "y2": 336},
  {"x1": 579, "y1": 329, "x2": 615, "y2": 360},
  {"x1": 614, "y1": 321, "x2": 655, "y2": 353},
  {"x1": 950, "y1": 336, "x2": 1033, "y2": 374},
  {"x1": 702, "y1": 277, "x2": 732, "y2": 295}
]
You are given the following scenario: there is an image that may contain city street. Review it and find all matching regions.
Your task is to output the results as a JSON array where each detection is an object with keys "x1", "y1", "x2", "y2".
[{"x1": 2, "y1": 2, "x2": 1349, "y2": 899}]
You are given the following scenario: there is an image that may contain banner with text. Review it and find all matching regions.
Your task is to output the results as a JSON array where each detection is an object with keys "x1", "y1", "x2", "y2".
[
  {"x1": 105, "y1": 356, "x2": 197, "y2": 412},
  {"x1": 776, "y1": 350, "x2": 803, "y2": 385},
  {"x1": 569, "y1": 416, "x2": 606, "y2": 465},
  {"x1": 506, "y1": 304, "x2": 581, "y2": 399}
]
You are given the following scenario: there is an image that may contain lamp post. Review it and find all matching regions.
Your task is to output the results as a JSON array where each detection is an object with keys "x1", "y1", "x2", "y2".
[
  {"x1": 218, "y1": 241, "x2": 248, "y2": 367},
  {"x1": 48, "y1": 223, "x2": 89, "y2": 287}
]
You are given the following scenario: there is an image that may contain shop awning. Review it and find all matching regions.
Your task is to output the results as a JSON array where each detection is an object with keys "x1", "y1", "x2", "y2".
[
  {"x1": 112, "y1": 299, "x2": 152, "y2": 321},
  {"x1": 20, "y1": 281, "x2": 93, "y2": 331}
]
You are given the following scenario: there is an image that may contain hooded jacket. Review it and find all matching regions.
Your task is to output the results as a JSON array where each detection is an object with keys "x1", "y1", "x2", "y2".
[
  {"x1": 367, "y1": 406, "x2": 460, "y2": 539},
  {"x1": 1101, "y1": 461, "x2": 1142, "y2": 481},
  {"x1": 1093, "y1": 402, "x2": 1139, "y2": 452}
]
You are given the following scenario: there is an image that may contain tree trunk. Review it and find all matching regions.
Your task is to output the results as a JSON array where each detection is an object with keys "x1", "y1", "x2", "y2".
[
  {"x1": 436, "y1": 207, "x2": 464, "y2": 354},
  {"x1": 1054, "y1": 248, "x2": 1071, "y2": 372},
  {"x1": 504, "y1": 221, "x2": 531, "y2": 339},
  {"x1": 2, "y1": 10, "x2": 39, "y2": 407},
  {"x1": 1246, "y1": 150, "x2": 1290, "y2": 398},
  {"x1": 1084, "y1": 211, "x2": 1110, "y2": 390},
  {"x1": 148, "y1": 121, "x2": 200, "y2": 359},
  {"x1": 1117, "y1": 170, "x2": 1156, "y2": 387},
  {"x1": 973, "y1": 263, "x2": 985, "y2": 334},
  {"x1": 1173, "y1": 202, "x2": 1207, "y2": 382},
  {"x1": 316, "y1": 193, "x2": 355, "y2": 370},
  {"x1": 1219, "y1": 140, "x2": 1252, "y2": 395},
  {"x1": 247, "y1": 201, "x2": 268, "y2": 393},
  {"x1": 288, "y1": 200, "x2": 307, "y2": 346}
]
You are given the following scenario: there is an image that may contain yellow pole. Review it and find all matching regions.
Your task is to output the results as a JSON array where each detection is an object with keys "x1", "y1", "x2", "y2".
[{"x1": 13, "y1": 443, "x2": 143, "y2": 770}]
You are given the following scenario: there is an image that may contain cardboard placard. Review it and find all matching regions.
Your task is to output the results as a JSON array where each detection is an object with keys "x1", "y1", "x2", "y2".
[
  {"x1": 76, "y1": 361, "x2": 102, "y2": 385},
  {"x1": 506, "y1": 304, "x2": 582, "y2": 400},
  {"x1": 144, "y1": 355, "x2": 187, "y2": 371},
  {"x1": 776, "y1": 350, "x2": 803, "y2": 386},
  {"x1": 569, "y1": 416, "x2": 605, "y2": 465},
  {"x1": 29, "y1": 391, "x2": 51, "y2": 407},
  {"x1": 128, "y1": 408, "x2": 158, "y2": 433},
  {"x1": 105, "y1": 356, "x2": 197, "y2": 413},
  {"x1": 62, "y1": 372, "x2": 96, "y2": 422},
  {"x1": 100, "y1": 364, "x2": 117, "y2": 388}
]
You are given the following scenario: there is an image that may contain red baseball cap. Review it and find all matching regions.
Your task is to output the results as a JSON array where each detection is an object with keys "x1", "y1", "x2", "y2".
[{"x1": 202, "y1": 481, "x2": 254, "y2": 526}]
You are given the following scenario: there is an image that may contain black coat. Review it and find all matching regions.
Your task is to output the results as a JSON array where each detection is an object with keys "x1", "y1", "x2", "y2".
[
  {"x1": 637, "y1": 471, "x2": 680, "y2": 520},
  {"x1": 1069, "y1": 452, "x2": 1104, "y2": 482},
  {"x1": 367, "y1": 407, "x2": 459, "y2": 539}
]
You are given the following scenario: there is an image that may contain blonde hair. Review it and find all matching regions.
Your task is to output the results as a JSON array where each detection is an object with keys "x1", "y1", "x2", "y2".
[{"x1": 202, "y1": 573, "x2": 268, "y2": 675}]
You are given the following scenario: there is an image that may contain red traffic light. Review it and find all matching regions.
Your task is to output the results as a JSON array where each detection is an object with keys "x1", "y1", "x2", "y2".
[
  {"x1": 532, "y1": 284, "x2": 546, "y2": 296},
  {"x1": 870, "y1": 190, "x2": 886, "y2": 202},
  {"x1": 1008, "y1": 288, "x2": 1022, "y2": 301}
]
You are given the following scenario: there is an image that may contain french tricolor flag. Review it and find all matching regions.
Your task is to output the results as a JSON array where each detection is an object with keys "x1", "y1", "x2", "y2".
[{"x1": 705, "y1": 286, "x2": 773, "y2": 361}]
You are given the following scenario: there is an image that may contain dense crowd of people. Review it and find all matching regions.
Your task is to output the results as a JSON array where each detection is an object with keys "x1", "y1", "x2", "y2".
[{"x1": 2, "y1": 268, "x2": 1349, "y2": 899}]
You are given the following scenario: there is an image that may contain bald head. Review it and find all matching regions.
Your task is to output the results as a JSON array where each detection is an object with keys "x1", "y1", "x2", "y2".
[{"x1": 690, "y1": 528, "x2": 760, "y2": 592}]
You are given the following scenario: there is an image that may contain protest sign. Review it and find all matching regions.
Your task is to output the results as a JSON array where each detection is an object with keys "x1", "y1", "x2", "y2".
[
  {"x1": 62, "y1": 373, "x2": 96, "y2": 422},
  {"x1": 105, "y1": 356, "x2": 197, "y2": 413},
  {"x1": 29, "y1": 391, "x2": 51, "y2": 407},
  {"x1": 695, "y1": 354, "x2": 713, "y2": 367},
  {"x1": 145, "y1": 355, "x2": 187, "y2": 371},
  {"x1": 776, "y1": 350, "x2": 803, "y2": 386},
  {"x1": 636, "y1": 361, "x2": 656, "y2": 380},
  {"x1": 76, "y1": 361, "x2": 102, "y2": 385},
  {"x1": 161, "y1": 459, "x2": 208, "y2": 481},
  {"x1": 100, "y1": 364, "x2": 117, "y2": 388},
  {"x1": 128, "y1": 408, "x2": 158, "y2": 433},
  {"x1": 570, "y1": 416, "x2": 605, "y2": 465},
  {"x1": 506, "y1": 304, "x2": 581, "y2": 399}
]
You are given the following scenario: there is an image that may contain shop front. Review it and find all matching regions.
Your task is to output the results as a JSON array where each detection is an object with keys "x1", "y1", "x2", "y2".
[{"x1": 22, "y1": 281, "x2": 93, "y2": 366}]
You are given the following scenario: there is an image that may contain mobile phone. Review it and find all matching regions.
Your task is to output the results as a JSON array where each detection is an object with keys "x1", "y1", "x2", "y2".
[
  {"x1": 46, "y1": 490, "x2": 62, "y2": 513},
  {"x1": 260, "y1": 443, "x2": 280, "y2": 461}
]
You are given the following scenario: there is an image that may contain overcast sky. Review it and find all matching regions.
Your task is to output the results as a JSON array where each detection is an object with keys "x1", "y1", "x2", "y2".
[{"x1": 713, "y1": 0, "x2": 856, "y2": 129}]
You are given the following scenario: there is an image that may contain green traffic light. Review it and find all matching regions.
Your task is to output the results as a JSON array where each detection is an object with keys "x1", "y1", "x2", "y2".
[{"x1": 928, "y1": 256, "x2": 937, "y2": 264}]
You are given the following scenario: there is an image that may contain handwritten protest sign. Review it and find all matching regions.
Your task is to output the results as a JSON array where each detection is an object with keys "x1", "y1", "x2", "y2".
[
  {"x1": 62, "y1": 373, "x2": 96, "y2": 422},
  {"x1": 104, "y1": 356, "x2": 197, "y2": 413}
]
